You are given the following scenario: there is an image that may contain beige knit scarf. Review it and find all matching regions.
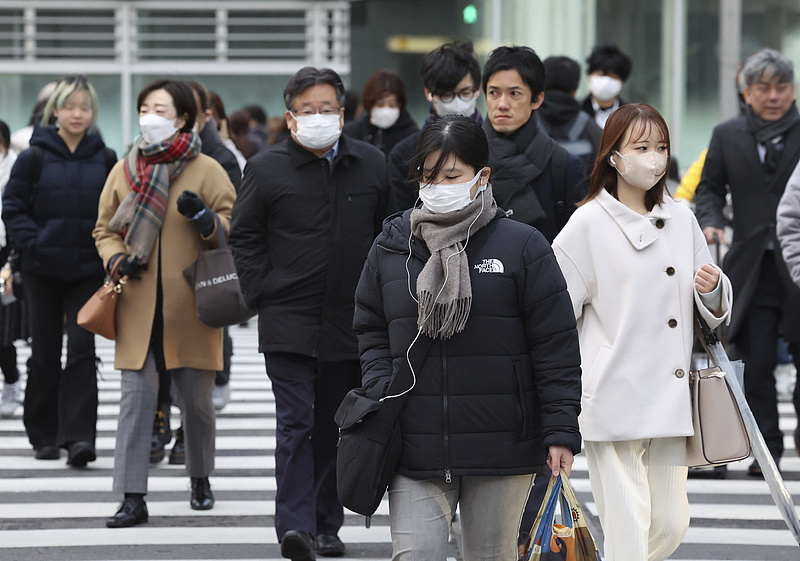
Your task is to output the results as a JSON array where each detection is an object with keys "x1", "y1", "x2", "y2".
[{"x1": 410, "y1": 184, "x2": 497, "y2": 339}]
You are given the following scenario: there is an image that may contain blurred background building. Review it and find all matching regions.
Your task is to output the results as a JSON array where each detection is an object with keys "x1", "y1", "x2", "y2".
[{"x1": 0, "y1": 0, "x2": 799, "y2": 169}]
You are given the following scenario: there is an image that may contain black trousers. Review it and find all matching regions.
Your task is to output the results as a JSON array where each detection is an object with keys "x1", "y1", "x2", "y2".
[
  {"x1": 734, "y1": 252, "x2": 795, "y2": 462},
  {"x1": 265, "y1": 352, "x2": 359, "y2": 541},
  {"x1": 22, "y1": 272, "x2": 101, "y2": 450}
]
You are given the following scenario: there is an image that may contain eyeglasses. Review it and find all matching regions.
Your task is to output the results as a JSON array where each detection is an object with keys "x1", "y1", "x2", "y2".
[
  {"x1": 437, "y1": 87, "x2": 479, "y2": 103},
  {"x1": 291, "y1": 107, "x2": 343, "y2": 117}
]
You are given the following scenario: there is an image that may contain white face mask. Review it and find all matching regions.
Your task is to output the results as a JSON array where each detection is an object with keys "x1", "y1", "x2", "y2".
[
  {"x1": 612, "y1": 150, "x2": 668, "y2": 191},
  {"x1": 139, "y1": 113, "x2": 179, "y2": 145},
  {"x1": 589, "y1": 75, "x2": 623, "y2": 102},
  {"x1": 370, "y1": 107, "x2": 400, "y2": 130},
  {"x1": 431, "y1": 93, "x2": 478, "y2": 117},
  {"x1": 418, "y1": 168, "x2": 486, "y2": 214},
  {"x1": 293, "y1": 113, "x2": 342, "y2": 150}
]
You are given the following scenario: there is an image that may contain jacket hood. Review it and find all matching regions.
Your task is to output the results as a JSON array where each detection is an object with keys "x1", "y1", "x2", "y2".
[
  {"x1": 199, "y1": 117, "x2": 224, "y2": 155},
  {"x1": 29, "y1": 124, "x2": 106, "y2": 160},
  {"x1": 538, "y1": 90, "x2": 581, "y2": 126}
]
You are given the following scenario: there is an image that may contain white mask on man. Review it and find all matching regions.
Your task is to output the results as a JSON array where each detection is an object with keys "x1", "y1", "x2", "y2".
[
  {"x1": 589, "y1": 75, "x2": 623, "y2": 102},
  {"x1": 293, "y1": 113, "x2": 342, "y2": 150},
  {"x1": 430, "y1": 93, "x2": 478, "y2": 118}
]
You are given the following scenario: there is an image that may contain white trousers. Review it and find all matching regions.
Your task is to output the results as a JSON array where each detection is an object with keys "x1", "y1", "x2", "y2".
[
  {"x1": 585, "y1": 439, "x2": 690, "y2": 561},
  {"x1": 388, "y1": 473, "x2": 534, "y2": 561}
]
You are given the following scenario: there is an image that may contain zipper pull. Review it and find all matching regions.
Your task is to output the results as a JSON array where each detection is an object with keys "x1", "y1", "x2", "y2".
[{"x1": 445, "y1": 469, "x2": 452, "y2": 483}]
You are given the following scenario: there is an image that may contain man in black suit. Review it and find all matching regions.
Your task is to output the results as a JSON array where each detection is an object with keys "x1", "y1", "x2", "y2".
[{"x1": 695, "y1": 48, "x2": 800, "y2": 475}]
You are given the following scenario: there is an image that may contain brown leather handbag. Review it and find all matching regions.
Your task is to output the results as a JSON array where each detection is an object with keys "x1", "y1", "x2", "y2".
[{"x1": 77, "y1": 260, "x2": 127, "y2": 340}]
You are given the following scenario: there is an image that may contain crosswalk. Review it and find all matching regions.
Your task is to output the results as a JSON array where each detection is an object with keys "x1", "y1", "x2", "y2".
[{"x1": 0, "y1": 325, "x2": 798, "y2": 560}]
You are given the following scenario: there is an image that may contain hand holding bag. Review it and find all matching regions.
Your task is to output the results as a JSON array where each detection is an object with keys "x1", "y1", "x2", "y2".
[
  {"x1": 183, "y1": 214, "x2": 254, "y2": 328},
  {"x1": 524, "y1": 470, "x2": 602, "y2": 561},
  {"x1": 77, "y1": 259, "x2": 127, "y2": 340},
  {"x1": 686, "y1": 312, "x2": 751, "y2": 468}
]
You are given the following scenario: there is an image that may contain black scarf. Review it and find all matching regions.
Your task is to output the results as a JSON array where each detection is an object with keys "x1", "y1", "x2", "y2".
[{"x1": 746, "y1": 102, "x2": 800, "y2": 174}]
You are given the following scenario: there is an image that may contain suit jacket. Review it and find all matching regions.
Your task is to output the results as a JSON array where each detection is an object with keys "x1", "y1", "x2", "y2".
[{"x1": 694, "y1": 115, "x2": 800, "y2": 340}]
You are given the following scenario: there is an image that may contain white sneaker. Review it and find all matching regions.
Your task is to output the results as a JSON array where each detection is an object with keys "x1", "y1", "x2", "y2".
[
  {"x1": 0, "y1": 380, "x2": 21, "y2": 418},
  {"x1": 212, "y1": 383, "x2": 231, "y2": 411}
]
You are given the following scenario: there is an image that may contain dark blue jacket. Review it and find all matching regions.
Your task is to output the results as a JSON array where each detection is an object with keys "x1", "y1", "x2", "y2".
[
  {"x1": 353, "y1": 208, "x2": 582, "y2": 479},
  {"x1": 3, "y1": 125, "x2": 113, "y2": 281}
]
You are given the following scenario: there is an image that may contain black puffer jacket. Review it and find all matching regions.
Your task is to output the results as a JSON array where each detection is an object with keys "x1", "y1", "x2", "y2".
[
  {"x1": 200, "y1": 117, "x2": 241, "y2": 191},
  {"x1": 353, "y1": 206, "x2": 582, "y2": 480},
  {"x1": 3, "y1": 125, "x2": 113, "y2": 281}
]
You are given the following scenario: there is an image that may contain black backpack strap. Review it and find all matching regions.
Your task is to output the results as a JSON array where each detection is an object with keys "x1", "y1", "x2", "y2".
[
  {"x1": 567, "y1": 111, "x2": 590, "y2": 142},
  {"x1": 550, "y1": 145, "x2": 569, "y2": 232}
]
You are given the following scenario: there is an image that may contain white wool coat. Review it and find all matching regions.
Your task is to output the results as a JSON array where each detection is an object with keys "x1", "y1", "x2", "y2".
[{"x1": 552, "y1": 189, "x2": 732, "y2": 442}]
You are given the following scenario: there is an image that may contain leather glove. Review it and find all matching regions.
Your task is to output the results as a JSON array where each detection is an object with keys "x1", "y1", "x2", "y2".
[
  {"x1": 177, "y1": 190, "x2": 215, "y2": 238},
  {"x1": 118, "y1": 254, "x2": 144, "y2": 280}
]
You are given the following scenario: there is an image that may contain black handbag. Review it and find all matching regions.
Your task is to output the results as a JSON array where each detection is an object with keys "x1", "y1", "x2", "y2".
[
  {"x1": 335, "y1": 338, "x2": 433, "y2": 518},
  {"x1": 183, "y1": 215, "x2": 255, "y2": 328}
]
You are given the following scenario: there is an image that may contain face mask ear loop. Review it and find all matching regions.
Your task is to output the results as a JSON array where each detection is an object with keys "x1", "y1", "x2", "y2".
[{"x1": 385, "y1": 188, "x2": 487, "y2": 402}]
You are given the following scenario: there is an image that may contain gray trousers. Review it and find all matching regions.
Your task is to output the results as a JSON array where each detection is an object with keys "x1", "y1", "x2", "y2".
[
  {"x1": 113, "y1": 351, "x2": 216, "y2": 494},
  {"x1": 388, "y1": 473, "x2": 534, "y2": 561}
]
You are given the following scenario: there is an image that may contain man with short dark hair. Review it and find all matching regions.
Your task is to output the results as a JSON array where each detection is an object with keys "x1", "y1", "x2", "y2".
[
  {"x1": 387, "y1": 40, "x2": 483, "y2": 213},
  {"x1": 482, "y1": 45, "x2": 586, "y2": 243},
  {"x1": 229, "y1": 67, "x2": 387, "y2": 560},
  {"x1": 581, "y1": 44, "x2": 632, "y2": 128},
  {"x1": 695, "y1": 48, "x2": 800, "y2": 475},
  {"x1": 537, "y1": 55, "x2": 603, "y2": 174}
]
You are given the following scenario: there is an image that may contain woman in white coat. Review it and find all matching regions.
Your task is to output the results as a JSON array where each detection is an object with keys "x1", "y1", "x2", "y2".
[{"x1": 552, "y1": 103, "x2": 732, "y2": 561}]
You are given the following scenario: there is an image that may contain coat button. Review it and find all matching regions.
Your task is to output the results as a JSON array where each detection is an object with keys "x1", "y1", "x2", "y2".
[
  {"x1": 675, "y1": 369, "x2": 685, "y2": 378},
  {"x1": 668, "y1": 318, "x2": 677, "y2": 328},
  {"x1": 655, "y1": 219, "x2": 665, "y2": 229},
  {"x1": 666, "y1": 266, "x2": 675, "y2": 276}
]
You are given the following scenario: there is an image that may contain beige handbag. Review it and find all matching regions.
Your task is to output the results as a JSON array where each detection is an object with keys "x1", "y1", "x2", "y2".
[{"x1": 686, "y1": 315, "x2": 751, "y2": 468}]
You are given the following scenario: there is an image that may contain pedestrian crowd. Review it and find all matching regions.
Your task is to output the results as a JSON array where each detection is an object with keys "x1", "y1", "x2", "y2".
[{"x1": 0, "y1": 38, "x2": 798, "y2": 561}]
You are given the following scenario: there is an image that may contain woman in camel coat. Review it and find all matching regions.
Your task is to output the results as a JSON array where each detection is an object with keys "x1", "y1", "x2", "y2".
[{"x1": 93, "y1": 79, "x2": 236, "y2": 528}]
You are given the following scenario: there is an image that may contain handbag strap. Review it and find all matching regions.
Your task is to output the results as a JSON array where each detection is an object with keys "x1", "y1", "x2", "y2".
[
  {"x1": 212, "y1": 213, "x2": 228, "y2": 249},
  {"x1": 693, "y1": 304, "x2": 719, "y2": 368}
]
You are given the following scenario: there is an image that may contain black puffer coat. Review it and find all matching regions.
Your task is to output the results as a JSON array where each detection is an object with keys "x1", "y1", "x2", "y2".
[
  {"x1": 342, "y1": 110, "x2": 419, "y2": 156},
  {"x1": 353, "y1": 206, "x2": 582, "y2": 480},
  {"x1": 3, "y1": 125, "x2": 112, "y2": 281}
]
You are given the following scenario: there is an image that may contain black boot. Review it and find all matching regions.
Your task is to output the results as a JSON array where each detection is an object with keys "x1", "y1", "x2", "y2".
[
  {"x1": 169, "y1": 426, "x2": 185, "y2": 465},
  {"x1": 150, "y1": 406, "x2": 171, "y2": 464},
  {"x1": 190, "y1": 477, "x2": 214, "y2": 510}
]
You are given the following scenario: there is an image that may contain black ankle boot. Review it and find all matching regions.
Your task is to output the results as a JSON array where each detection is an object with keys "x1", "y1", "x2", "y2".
[
  {"x1": 150, "y1": 407, "x2": 172, "y2": 464},
  {"x1": 190, "y1": 477, "x2": 214, "y2": 510}
]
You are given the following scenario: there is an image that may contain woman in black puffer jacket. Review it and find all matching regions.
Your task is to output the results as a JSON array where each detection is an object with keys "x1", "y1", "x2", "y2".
[
  {"x1": 3, "y1": 75, "x2": 115, "y2": 466},
  {"x1": 352, "y1": 116, "x2": 582, "y2": 560}
]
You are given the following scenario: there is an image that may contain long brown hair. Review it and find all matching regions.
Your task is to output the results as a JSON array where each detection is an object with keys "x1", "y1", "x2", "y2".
[{"x1": 582, "y1": 103, "x2": 671, "y2": 211}]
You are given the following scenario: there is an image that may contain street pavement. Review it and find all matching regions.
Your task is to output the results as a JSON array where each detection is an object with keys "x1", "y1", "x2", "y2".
[{"x1": 0, "y1": 324, "x2": 799, "y2": 560}]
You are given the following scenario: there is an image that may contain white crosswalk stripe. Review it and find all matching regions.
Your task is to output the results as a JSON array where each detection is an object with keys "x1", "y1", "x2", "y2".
[{"x1": 0, "y1": 325, "x2": 799, "y2": 560}]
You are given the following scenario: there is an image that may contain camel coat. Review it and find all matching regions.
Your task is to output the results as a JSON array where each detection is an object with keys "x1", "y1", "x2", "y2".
[{"x1": 93, "y1": 154, "x2": 236, "y2": 372}]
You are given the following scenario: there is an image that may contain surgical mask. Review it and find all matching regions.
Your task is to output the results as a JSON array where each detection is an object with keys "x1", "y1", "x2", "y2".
[
  {"x1": 589, "y1": 75, "x2": 623, "y2": 102},
  {"x1": 611, "y1": 150, "x2": 668, "y2": 191},
  {"x1": 418, "y1": 168, "x2": 486, "y2": 213},
  {"x1": 139, "y1": 114, "x2": 179, "y2": 145},
  {"x1": 370, "y1": 107, "x2": 400, "y2": 130},
  {"x1": 293, "y1": 113, "x2": 341, "y2": 150},
  {"x1": 431, "y1": 93, "x2": 478, "y2": 117}
]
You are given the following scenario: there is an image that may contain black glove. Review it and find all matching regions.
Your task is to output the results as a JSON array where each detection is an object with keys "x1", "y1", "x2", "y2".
[
  {"x1": 177, "y1": 190, "x2": 215, "y2": 237},
  {"x1": 118, "y1": 254, "x2": 144, "y2": 280}
]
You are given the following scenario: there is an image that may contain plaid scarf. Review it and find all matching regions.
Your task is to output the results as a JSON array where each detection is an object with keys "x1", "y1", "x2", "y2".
[{"x1": 109, "y1": 132, "x2": 201, "y2": 263}]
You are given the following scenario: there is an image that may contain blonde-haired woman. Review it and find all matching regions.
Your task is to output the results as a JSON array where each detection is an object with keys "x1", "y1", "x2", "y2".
[{"x1": 2, "y1": 74, "x2": 116, "y2": 465}]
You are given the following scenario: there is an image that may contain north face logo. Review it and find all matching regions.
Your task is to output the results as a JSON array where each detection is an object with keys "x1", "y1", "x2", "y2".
[{"x1": 474, "y1": 259, "x2": 504, "y2": 273}]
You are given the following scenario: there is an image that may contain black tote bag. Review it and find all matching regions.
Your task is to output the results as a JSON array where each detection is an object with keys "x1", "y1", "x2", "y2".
[{"x1": 183, "y1": 215, "x2": 255, "y2": 328}]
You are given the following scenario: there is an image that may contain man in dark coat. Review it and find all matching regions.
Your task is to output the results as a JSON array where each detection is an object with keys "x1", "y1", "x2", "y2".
[
  {"x1": 695, "y1": 48, "x2": 800, "y2": 474},
  {"x1": 386, "y1": 40, "x2": 483, "y2": 214},
  {"x1": 482, "y1": 45, "x2": 586, "y2": 244},
  {"x1": 537, "y1": 55, "x2": 603, "y2": 176},
  {"x1": 229, "y1": 67, "x2": 387, "y2": 561}
]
